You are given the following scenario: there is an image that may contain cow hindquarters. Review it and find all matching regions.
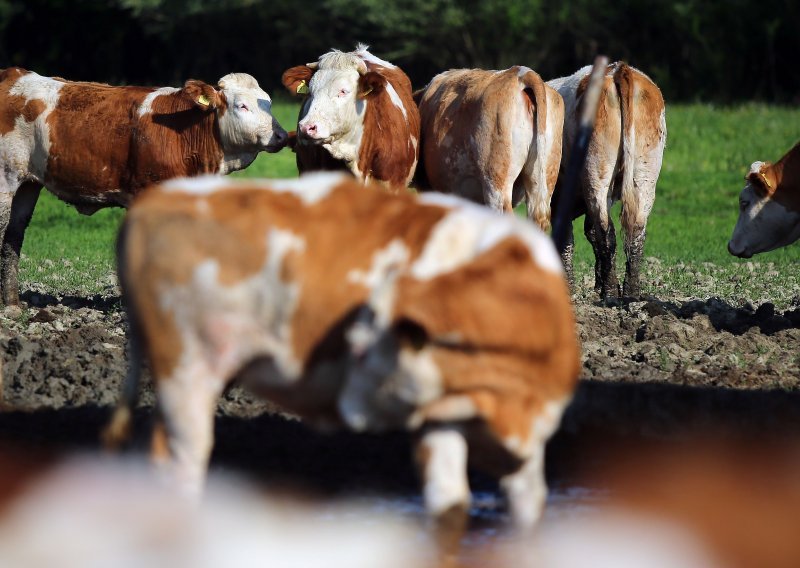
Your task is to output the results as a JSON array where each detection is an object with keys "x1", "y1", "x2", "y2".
[{"x1": 1, "y1": 183, "x2": 41, "y2": 306}]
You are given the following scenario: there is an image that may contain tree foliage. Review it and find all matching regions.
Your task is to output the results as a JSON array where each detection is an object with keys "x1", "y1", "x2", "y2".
[{"x1": 0, "y1": 0, "x2": 796, "y2": 102}]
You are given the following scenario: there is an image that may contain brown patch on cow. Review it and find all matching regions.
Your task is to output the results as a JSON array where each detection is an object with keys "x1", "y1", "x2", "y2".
[
  {"x1": 124, "y1": 178, "x2": 449, "y2": 381},
  {"x1": 0, "y1": 68, "x2": 43, "y2": 135},
  {"x1": 755, "y1": 141, "x2": 800, "y2": 213},
  {"x1": 355, "y1": 62, "x2": 420, "y2": 191},
  {"x1": 45, "y1": 81, "x2": 226, "y2": 206},
  {"x1": 392, "y1": 237, "x2": 580, "y2": 449}
]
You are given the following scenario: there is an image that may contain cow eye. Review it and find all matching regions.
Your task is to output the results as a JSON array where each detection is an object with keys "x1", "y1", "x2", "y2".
[
  {"x1": 740, "y1": 200, "x2": 748, "y2": 210},
  {"x1": 238, "y1": 103, "x2": 249, "y2": 112},
  {"x1": 338, "y1": 88, "x2": 349, "y2": 97}
]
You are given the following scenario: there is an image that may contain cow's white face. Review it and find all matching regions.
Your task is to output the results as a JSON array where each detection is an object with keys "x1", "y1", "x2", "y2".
[
  {"x1": 728, "y1": 183, "x2": 800, "y2": 258},
  {"x1": 217, "y1": 73, "x2": 287, "y2": 154},
  {"x1": 297, "y1": 68, "x2": 366, "y2": 144}
]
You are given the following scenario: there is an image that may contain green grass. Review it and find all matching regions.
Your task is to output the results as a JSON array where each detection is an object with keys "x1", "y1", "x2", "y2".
[{"x1": 16, "y1": 102, "x2": 800, "y2": 304}]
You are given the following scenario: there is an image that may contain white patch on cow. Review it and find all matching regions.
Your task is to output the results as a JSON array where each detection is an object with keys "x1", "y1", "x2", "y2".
[
  {"x1": 0, "y1": 72, "x2": 66, "y2": 183},
  {"x1": 161, "y1": 171, "x2": 348, "y2": 204},
  {"x1": 749, "y1": 161, "x2": 766, "y2": 176},
  {"x1": 347, "y1": 238, "x2": 410, "y2": 292},
  {"x1": 158, "y1": 227, "x2": 307, "y2": 384},
  {"x1": 137, "y1": 87, "x2": 180, "y2": 117},
  {"x1": 412, "y1": 195, "x2": 563, "y2": 277},
  {"x1": 267, "y1": 171, "x2": 349, "y2": 204},
  {"x1": 160, "y1": 174, "x2": 229, "y2": 195},
  {"x1": 354, "y1": 44, "x2": 396, "y2": 69},
  {"x1": 385, "y1": 82, "x2": 407, "y2": 119}
]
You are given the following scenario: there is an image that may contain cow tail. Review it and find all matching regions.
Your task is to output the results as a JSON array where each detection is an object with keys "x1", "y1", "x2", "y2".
[
  {"x1": 614, "y1": 62, "x2": 638, "y2": 235},
  {"x1": 520, "y1": 69, "x2": 550, "y2": 231},
  {"x1": 102, "y1": 219, "x2": 141, "y2": 451}
]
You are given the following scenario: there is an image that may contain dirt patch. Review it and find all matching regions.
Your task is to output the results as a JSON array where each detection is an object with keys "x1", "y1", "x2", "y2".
[{"x1": 2, "y1": 288, "x2": 799, "y2": 413}]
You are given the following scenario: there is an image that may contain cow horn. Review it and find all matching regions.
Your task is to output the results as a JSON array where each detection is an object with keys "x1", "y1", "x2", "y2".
[{"x1": 306, "y1": 61, "x2": 319, "y2": 70}]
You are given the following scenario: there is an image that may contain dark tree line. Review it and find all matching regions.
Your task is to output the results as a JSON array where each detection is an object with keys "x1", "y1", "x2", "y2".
[{"x1": 0, "y1": 0, "x2": 797, "y2": 102}]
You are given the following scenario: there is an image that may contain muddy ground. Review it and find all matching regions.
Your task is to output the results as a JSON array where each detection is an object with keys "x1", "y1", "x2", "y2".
[{"x1": 1, "y1": 280, "x2": 800, "y2": 497}]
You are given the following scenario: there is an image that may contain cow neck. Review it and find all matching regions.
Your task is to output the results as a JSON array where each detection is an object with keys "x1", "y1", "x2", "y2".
[
  {"x1": 219, "y1": 151, "x2": 258, "y2": 175},
  {"x1": 769, "y1": 141, "x2": 800, "y2": 213}
]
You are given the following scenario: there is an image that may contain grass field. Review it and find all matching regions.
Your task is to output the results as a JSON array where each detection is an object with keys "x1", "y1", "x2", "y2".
[{"x1": 16, "y1": 102, "x2": 800, "y2": 305}]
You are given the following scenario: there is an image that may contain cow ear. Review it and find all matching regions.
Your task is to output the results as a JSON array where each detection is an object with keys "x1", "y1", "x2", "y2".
[
  {"x1": 282, "y1": 65, "x2": 315, "y2": 96},
  {"x1": 746, "y1": 162, "x2": 774, "y2": 196},
  {"x1": 359, "y1": 71, "x2": 386, "y2": 99},
  {"x1": 183, "y1": 80, "x2": 221, "y2": 111}
]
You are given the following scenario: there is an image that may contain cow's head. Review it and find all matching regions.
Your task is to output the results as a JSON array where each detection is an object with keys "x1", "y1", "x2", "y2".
[
  {"x1": 186, "y1": 74, "x2": 287, "y2": 154},
  {"x1": 728, "y1": 161, "x2": 800, "y2": 258},
  {"x1": 339, "y1": 233, "x2": 578, "y2": 435},
  {"x1": 282, "y1": 51, "x2": 387, "y2": 145}
]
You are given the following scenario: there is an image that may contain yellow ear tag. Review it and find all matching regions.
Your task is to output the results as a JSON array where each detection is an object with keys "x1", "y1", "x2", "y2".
[
  {"x1": 296, "y1": 80, "x2": 309, "y2": 95},
  {"x1": 761, "y1": 173, "x2": 772, "y2": 189},
  {"x1": 197, "y1": 94, "x2": 210, "y2": 107},
  {"x1": 361, "y1": 86, "x2": 373, "y2": 97}
]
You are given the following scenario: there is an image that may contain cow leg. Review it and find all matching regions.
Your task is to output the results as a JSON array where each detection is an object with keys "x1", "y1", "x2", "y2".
[
  {"x1": 153, "y1": 363, "x2": 225, "y2": 499},
  {"x1": 0, "y1": 190, "x2": 12, "y2": 306},
  {"x1": 623, "y1": 224, "x2": 646, "y2": 298},
  {"x1": 1, "y1": 183, "x2": 41, "y2": 306},
  {"x1": 415, "y1": 424, "x2": 470, "y2": 561},
  {"x1": 621, "y1": 173, "x2": 656, "y2": 298},
  {"x1": 500, "y1": 440, "x2": 547, "y2": 529},
  {"x1": 584, "y1": 202, "x2": 620, "y2": 299}
]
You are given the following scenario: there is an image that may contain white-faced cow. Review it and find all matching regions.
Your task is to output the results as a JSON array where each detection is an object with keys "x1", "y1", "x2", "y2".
[
  {"x1": 548, "y1": 62, "x2": 666, "y2": 298},
  {"x1": 414, "y1": 67, "x2": 564, "y2": 231},
  {"x1": 728, "y1": 141, "x2": 800, "y2": 258},
  {"x1": 0, "y1": 67, "x2": 288, "y2": 306},
  {"x1": 105, "y1": 172, "x2": 580, "y2": 529},
  {"x1": 281, "y1": 45, "x2": 419, "y2": 192}
]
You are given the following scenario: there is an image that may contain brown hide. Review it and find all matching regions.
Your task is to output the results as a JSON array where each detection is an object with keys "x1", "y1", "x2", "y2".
[{"x1": 45, "y1": 81, "x2": 226, "y2": 205}]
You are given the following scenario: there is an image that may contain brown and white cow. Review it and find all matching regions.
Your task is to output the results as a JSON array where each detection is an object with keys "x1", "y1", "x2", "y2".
[
  {"x1": 281, "y1": 45, "x2": 419, "y2": 192},
  {"x1": 414, "y1": 67, "x2": 564, "y2": 231},
  {"x1": 0, "y1": 67, "x2": 288, "y2": 306},
  {"x1": 728, "y1": 141, "x2": 800, "y2": 258},
  {"x1": 548, "y1": 62, "x2": 666, "y2": 298},
  {"x1": 106, "y1": 172, "x2": 580, "y2": 528}
]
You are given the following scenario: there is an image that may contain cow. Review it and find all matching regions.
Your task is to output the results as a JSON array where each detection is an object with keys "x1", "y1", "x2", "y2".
[
  {"x1": 548, "y1": 62, "x2": 666, "y2": 298},
  {"x1": 728, "y1": 141, "x2": 800, "y2": 258},
  {"x1": 281, "y1": 44, "x2": 420, "y2": 192},
  {"x1": 0, "y1": 67, "x2": 288, "y2": 306},
  {"x1": 105, "y1": 172, "x2": 580, "y2": 529},
  {"x1": 414, "y1": 67, "x2": 564, "y2": 231}
]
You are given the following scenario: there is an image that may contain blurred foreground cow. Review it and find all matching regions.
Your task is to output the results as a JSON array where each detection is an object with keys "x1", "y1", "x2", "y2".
[
  {"x1": 414, "y1": 67, "x2": 564, "y2": 230},
  {"x1": 0, "y1": 454, "x2": 430, "y2": 568},
  {"x1": 281, "y1": 45, "x2": 419, "y2": 191},
  {"x1": 0, "y1": 67, "x2": 288, "y2": 306},
  {"x1": 548, "y1": 62, "x2": 666, "y2": 298},
  {"x1": 728, "y1": 141, "x2": 800, "y2": 258},
  {"x1": 107, "y1": 172, "x2": 580, "y2": 528}
]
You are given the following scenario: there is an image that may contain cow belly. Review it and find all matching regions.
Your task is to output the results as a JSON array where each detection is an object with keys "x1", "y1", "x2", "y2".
[{"x1": 46, "y1": 185, "x2": 131, "y2": 214}]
